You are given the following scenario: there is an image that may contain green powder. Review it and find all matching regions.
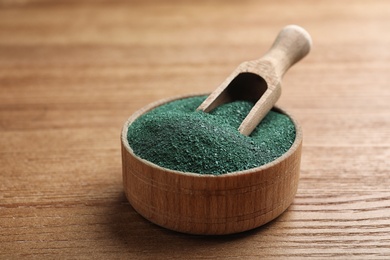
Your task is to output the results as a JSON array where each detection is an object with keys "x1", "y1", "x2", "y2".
[{"x1": 127, "y1": 96, "x2": 296, "y2": 175}]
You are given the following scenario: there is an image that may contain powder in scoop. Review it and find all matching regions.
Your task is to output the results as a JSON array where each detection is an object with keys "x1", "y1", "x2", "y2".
[{"x1": 127, "y1": 96, "x2": 295, "y2": 175}]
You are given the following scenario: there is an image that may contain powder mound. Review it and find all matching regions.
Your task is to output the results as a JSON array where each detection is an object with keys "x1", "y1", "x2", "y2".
[{"x1": 127, "y1": 96, "x2": 296, "y2": 175}]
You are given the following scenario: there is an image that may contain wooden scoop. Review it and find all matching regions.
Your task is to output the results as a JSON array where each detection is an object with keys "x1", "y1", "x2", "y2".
[{"x1": 197, "y1": 25, "x2": 312, "y2": 136}]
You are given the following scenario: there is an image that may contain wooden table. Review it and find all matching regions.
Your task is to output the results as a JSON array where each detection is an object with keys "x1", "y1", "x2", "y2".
[{"x1": 1, "y1": 0, "x2": 389, "y2": 258}]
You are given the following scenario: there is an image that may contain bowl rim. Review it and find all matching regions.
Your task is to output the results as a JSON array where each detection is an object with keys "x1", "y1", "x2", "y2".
[{"x1": 121, "y1": 93, "x2": 302, "y2": 178}]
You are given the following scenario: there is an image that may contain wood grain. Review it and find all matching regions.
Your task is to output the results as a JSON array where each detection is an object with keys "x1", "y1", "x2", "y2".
[{"x1": 1, "y1": 0, "x2": 390, "y2": 258}]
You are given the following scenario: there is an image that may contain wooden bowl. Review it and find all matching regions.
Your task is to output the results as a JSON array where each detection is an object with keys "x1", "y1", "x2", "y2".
[{"x1": 121, "y1": 94, "x2": 302, "y2": 235}]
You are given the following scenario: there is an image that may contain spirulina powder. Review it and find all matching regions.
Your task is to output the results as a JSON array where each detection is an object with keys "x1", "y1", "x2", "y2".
[{"x1": 127, "y1": 96, "x2": 296, "y2": 175}]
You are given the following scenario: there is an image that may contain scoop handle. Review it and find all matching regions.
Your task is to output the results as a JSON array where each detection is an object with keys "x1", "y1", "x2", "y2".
[{"x1": 261, "y1": 25, "x2": 312, "y2": 78}]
